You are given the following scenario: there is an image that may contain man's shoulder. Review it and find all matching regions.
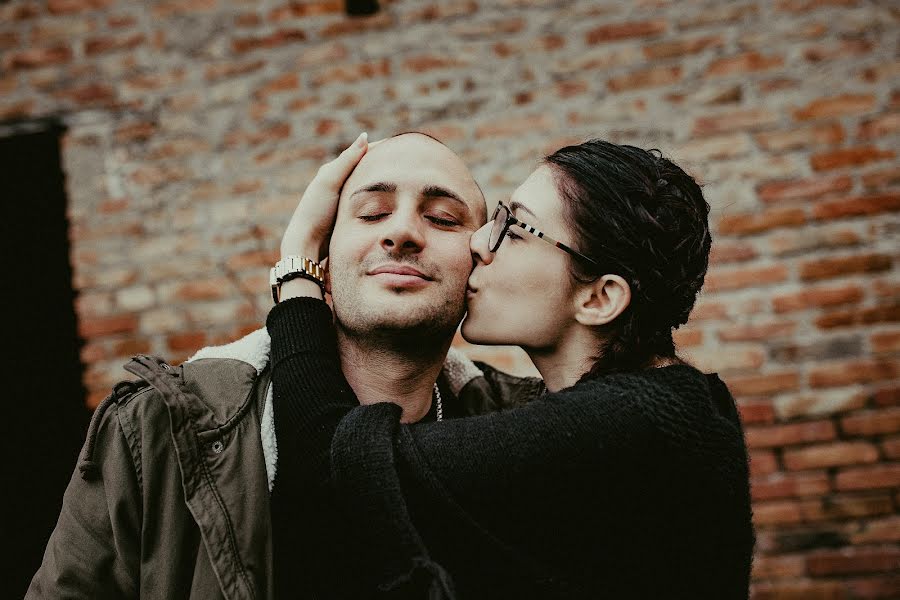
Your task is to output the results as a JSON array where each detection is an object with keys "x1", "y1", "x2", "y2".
[
  {"x1": 442, "y1": 347, "x2": 544, "y2": 415},
  {"x1": 115, "y1": 328, "x2": 273, "y2": 427}
]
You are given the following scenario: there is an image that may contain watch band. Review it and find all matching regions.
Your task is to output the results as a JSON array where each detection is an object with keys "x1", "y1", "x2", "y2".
[{"x1": 270, "y1": 255, "x2": 326, "y2": 303}]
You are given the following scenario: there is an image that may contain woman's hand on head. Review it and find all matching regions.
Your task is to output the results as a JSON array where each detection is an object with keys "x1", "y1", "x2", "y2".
[{"x1": 280, "y1": 132, "x2": 370, "y2": 261}]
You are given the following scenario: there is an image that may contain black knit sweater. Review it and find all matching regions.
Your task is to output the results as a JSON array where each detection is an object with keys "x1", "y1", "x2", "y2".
[{"x1": 268, "y1": 298, "x2": 755, "y2": 599}]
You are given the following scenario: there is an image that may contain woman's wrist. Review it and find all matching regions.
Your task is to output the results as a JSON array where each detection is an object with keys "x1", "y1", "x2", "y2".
[{"x1": 279, "y1": 277, "x2": 324, "y2": 301}]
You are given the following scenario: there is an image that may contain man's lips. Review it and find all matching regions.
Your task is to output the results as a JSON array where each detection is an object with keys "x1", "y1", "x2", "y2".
[{"x1": 368, "y1": 264, "x2": 432, "y2": 280}]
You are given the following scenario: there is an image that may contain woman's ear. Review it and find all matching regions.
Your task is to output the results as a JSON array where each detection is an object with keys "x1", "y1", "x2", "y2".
[{"x1": 574, "y1": 275, "x2": 631, "y2": 327}]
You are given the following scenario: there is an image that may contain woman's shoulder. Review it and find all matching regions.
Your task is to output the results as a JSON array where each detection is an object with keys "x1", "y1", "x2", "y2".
[{"x1": 562, "y1": 364, "x2": 742, "y2": 442}]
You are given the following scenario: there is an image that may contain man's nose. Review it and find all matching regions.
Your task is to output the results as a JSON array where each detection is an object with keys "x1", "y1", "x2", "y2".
[
  {"x1": 470, "y1": 222, "x2": 494, "y2": 266},
  {"x1": 380, "y1": 211, "x2": 426, "y2": 254}
]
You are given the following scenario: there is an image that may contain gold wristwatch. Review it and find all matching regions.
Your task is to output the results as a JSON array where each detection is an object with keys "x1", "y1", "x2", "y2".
[{"x1": 270, "y1": 255, "x2": 326, "y2": 303}]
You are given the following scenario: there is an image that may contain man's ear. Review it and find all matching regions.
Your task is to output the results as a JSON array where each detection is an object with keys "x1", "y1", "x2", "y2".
[{"x1": 574, "y1": 275, "x2": 631, "y2": 327}]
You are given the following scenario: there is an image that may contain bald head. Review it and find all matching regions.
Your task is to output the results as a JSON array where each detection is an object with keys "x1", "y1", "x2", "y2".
[{"x1": 339, "y1": 132, "x2": 487, "y2": 225}]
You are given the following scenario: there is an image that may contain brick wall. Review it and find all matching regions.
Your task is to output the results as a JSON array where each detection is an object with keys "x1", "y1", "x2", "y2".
[{"x1": 2, "y1": 0, "x2": 898, "y2": 595}]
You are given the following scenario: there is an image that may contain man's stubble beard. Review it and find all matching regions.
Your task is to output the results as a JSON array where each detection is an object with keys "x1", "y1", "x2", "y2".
[{"x1": 330, "y1": 274, "x2": 467, "y2": 352}]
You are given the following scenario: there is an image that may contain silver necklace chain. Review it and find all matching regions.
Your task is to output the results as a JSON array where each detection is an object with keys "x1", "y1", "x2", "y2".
[{"x1": 433, "y1": 382, "x2": 443, "y2": 422}]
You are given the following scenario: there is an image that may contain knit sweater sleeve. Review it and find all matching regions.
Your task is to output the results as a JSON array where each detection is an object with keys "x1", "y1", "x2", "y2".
[{"x1": 267, "y1": 297, "x2": 658, "y2": 596}]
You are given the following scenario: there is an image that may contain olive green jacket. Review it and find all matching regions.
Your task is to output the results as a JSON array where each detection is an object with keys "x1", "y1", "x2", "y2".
[{"x1": 26, "y1": 329, "x2": 541, "y2": 600}]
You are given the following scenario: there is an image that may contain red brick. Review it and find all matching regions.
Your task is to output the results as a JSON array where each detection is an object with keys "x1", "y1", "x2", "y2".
[
  {"x1": 48, "y1": 0, "x2": 113, "y2": 14},
  {"x1": 753, "y1": 500, "x2": 803, "y2": 526},
  {"x1": 816, "y1": 303, "x2": 900, "y2": 330},
  {"x1": 585, "y1": 20, "x2": 667, "y2": 44},
  {"x1": 608, "y1": 66, "x2": 681, "y2": 92},
  {"x1": 718, "y1": 321, "x2": 796, "y2": 342},
  {"x1": 0, "y1": 2, "x2": 41, "y2": 20},
  {"x1": 5, "y1": 46, "x2": 72, "y2": 70},
  {"x1": 78, "y1": 314, "x2": 139, "y2": 337},
  {"x1": 705, "y1": 265, "x2": 789, "y2": 293},
  {"x1": 841, "y1": 407, "x2": 900, "y2": 436},
  {"x1": 728, "y1": 372, "x2": 801, "y2": 397},
  {"x1": 811, "y1": 146, "x2": 895, "y2": 171},
  {"x1": 799, "y1": 253, "x2": 892, "y2": 281},
  {"x1": 205, "y1": 60, "x2": 265, "y2": 82},
  {"x1": 710, "y1": 241, "x2": 757, "y2": 264},
  {"x1": 884, "y1": 437, "x2": 900, "y2": 460},
  {"x1": 756, "y1": 175, "x2": 852, "y2": 204},
  {"x1": 863, "y1": 167, "x2": 900, "y2": 191},
  {"x1": 754, "y1": 122, "x2": 845, "y2": 152},
  {"x1": 678, "y1": 4, "x2": 759, "y2": 29},
  {"x1": 167, "y1": 332, "x2": 207, "y2": 352},
  {"x1": 56, "y1": 82, "x2": 120, "y2": 106},
  {"x1": 667, "y1": 329, "x2": 702, "y2": 351},
  {"x1": 746, "y1": 421, "x2": 836, "y2": 449},
  {"x1": 152, "y1": 0, "x2": 216, "y2": 17},
  {"x1": 692, "y1": 108, "x2": 778, "y2": 136},
  {"x1": 706, "y1": 52, "x2": 784, "y2": 77},
  {"x1": 112, "y1": 338, "x2": 151, "y2": 357},
  {"x1": 858, "y1": 112, "x2": 900, "y2": 139},
  {"x1": 268, "y1": 0, "x2": 342, "y2": 20},
  {"x1": 115, "y1": 122, "x2": 156, "y2": 143},
  {"x1": 770, "y1": 228, "x2": 861, "y2": 257},
  {"x1": 773, "y1": 285, "x2": 864, "y2": 313},
  {"x1": 476, "y1": 114, "x2": 554, "y2": 138},
  {"x1": 750, "y1": 450, "x2": 779, "y2": 476},
  {"x1": 803, "y1": 39, "x2": 873, "y2": 63},
  {"x1": 776, "y1": 0, "x2": 859, "y2": 11},
  {"x1": 254, "y1": 73, "x2": 299, "y2": 97},
  {"x1": 232, "y1": 29, "x2": 307, "y2": 54},
  {"x1": 794, "y1": 94, "x2": 876, "y2": 120},
  {"x1": 403, "y1": 55, "x2": 472, "y2": 74},
  {"x1": 310, "y1": 58, "x2": 390, "y2": 86},
  {"x1": 813, "y1": 193, "x2": 900, "y2": 220},
  {"x1": 872, "y1": 331, "x2": 900, "y2": 354},
  {"x1": 776, "y1": 391, "x2": 867, "y2": 423},
  {"x1": 848, "y1": 515, "x2": 900, "y2": 545},
  {"x1": 738, "y1": 399, "x2": 775, "y2": 425},
  {"x1": 810, "y1": 359, "x2": 899, "y2": 389},
  {"x1": 873, "y1": 386, "x2": 900, "y2": 408},
  {"x1": 751, "y1": 471, "x2": 830, "y2": 501},
  {"x1": 783, "y1": 441, "x2": 879, "y2": 470},
  {"x1": 835, "y1": 463, "x2": 900, "y2": 491},
  {"x1": 0, "y1": 100, "x2": 34, "y2": 120},
  {"x1": 401, "y1": 1, "x2": 478, "y2": 23},
  {"x1": 450, "y1": 17, "x2": 525, "y2": 37},
  {"x1": 750, "y1": 553, "x2": 806, "y2": 579},
  {"x1": 319, "y1": 13, "x2": 393, "y2": 37},
  {"x1": 843, "y1": 575, "x2": 900, "y2": 599},
  {"x1": 807, "y1": 547, "x2": 900, "y2": 577},
  {"x1": 800, "y1": 492, "x2": 894, "y2": 522},
  {"x1": 84, "y1": 33, "x2": 145, "y2": 56},
  {"x1": 643, "y1": 35, "x2": 724, "y2": 60},
  {"x1": 224, "y1": 123, "x2": 291, "y2": 148},
  {"x1": 718, "y1": 208, "x2": 806, "y2": 236}
]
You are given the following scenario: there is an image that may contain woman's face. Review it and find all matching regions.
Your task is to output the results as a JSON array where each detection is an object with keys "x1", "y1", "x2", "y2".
[{"x1": 462, "y1": 166, "x2": 579, "y2": 349}]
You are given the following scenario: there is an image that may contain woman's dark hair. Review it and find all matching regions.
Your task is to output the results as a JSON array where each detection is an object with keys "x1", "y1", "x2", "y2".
[{"x1": 543, "y1": 139, "x2": 712, "y2": 378}]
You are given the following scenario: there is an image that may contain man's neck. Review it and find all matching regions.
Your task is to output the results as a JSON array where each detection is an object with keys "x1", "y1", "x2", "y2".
[{"x1": 336, "y1": 328, "x2": 451, "y2": 424}]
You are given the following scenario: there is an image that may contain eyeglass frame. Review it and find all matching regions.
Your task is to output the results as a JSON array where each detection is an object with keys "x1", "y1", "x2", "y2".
[{"x1": 488, "y1": 201, "x2": 601, "y2": 267}]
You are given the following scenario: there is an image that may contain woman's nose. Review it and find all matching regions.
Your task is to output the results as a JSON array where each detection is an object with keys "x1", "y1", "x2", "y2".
[{"x1": 470, "y1": 222, "x2": 494, "y2": 266}]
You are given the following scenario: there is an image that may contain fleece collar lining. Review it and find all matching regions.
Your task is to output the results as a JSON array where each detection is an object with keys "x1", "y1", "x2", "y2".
[{"x1": 186, "y1": 327, "x2": 484, "y2": 491}]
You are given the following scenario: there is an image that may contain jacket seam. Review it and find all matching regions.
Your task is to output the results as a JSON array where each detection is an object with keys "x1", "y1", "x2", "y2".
[
  {"x1": 116, "y1": 386, "x2": 155, "y2": 493},
  {"x1": 193, "y1": 422, "x2": 257, "y2": 600}
]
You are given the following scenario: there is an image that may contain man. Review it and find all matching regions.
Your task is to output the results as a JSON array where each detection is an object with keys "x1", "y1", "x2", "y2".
[{"x1": 27, "y1": 133, "x2": 542, "y2": 599}]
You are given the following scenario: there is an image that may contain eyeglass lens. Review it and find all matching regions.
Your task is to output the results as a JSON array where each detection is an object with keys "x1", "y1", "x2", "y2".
[{"x1": 489, "y1": 203, "x2": 508, "y2": 251}]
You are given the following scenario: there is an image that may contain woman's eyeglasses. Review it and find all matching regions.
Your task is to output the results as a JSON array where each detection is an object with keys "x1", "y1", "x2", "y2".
[{"x1": 488, "y1": 202, "x2": 600, "y2": 267}]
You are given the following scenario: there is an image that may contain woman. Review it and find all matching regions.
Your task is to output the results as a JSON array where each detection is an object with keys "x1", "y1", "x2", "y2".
[{"x1": 268, "y1": 136, "x2": 755, "y2": 598}]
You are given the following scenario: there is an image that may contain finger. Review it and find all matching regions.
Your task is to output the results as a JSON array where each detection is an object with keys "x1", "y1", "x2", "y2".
[{"x1": 316, "y1": 132, "x2": 369, "y2": 191}]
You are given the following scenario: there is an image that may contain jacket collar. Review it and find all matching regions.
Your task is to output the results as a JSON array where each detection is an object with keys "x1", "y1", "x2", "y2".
[{"x1": 186, "y1": 327, "x2": 486, "y2": 491}]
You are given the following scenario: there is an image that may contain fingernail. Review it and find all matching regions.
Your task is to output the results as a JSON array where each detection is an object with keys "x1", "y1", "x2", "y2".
[{"x1": 355, "y1": 132, "x2": 368, "y2": 147}]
